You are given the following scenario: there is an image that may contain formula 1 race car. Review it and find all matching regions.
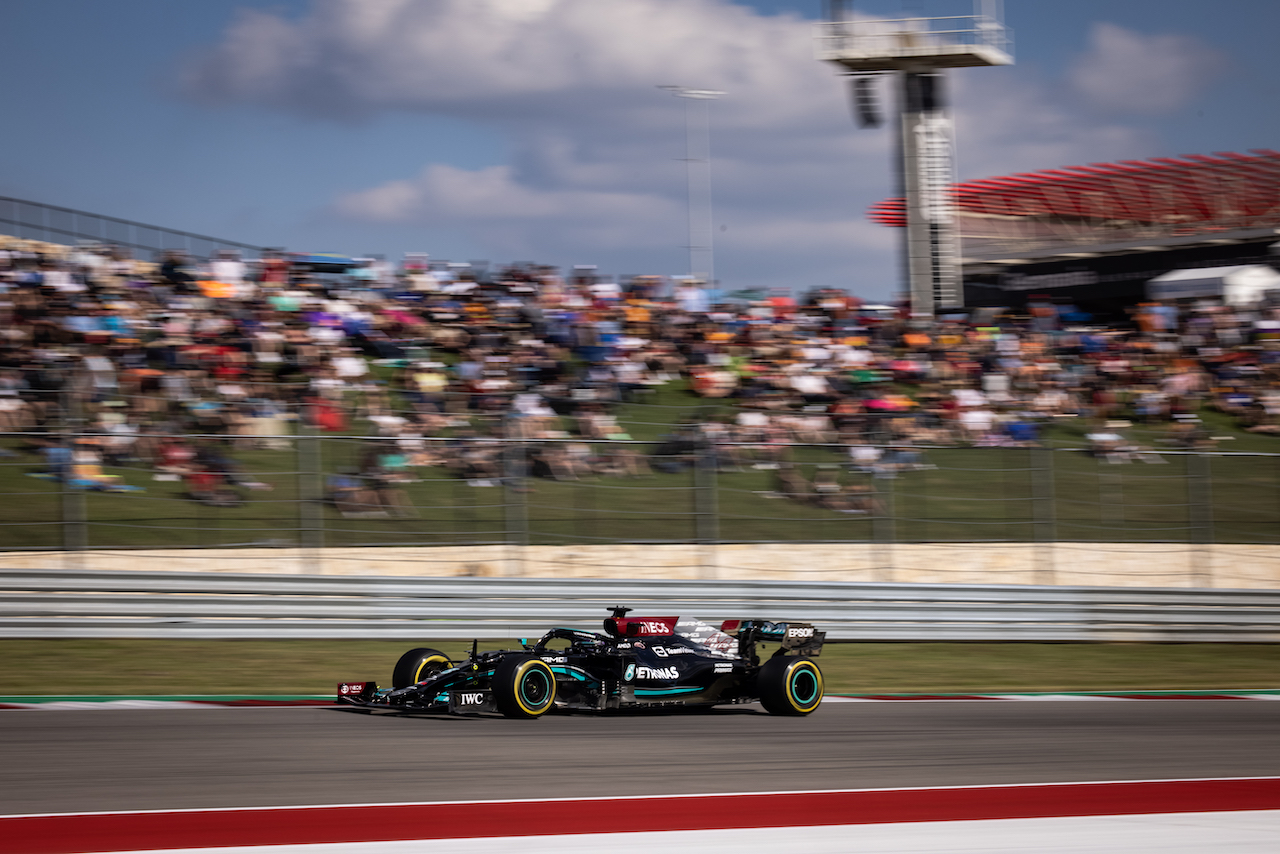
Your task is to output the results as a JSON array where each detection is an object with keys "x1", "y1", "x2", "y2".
[{"x1": 337, "y1": 606, "x2": 826, "y2": 718}]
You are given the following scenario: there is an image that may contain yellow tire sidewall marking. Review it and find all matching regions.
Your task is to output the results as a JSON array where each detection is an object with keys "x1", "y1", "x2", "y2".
[
  {"x1": 786, "y1": 660, "x2": 823, "y2": 713},
  {"x1": 516, "y1": 660, "x2": 555, "y2": 715},
  {"x1": 414, "y1": 655, "x2": 449, "y2": 684}
]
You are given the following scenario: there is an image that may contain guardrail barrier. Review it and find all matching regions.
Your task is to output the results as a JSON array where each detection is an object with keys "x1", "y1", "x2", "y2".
[{"x1": 2, "y1": 570, "x2": 1277, "y2": 641}]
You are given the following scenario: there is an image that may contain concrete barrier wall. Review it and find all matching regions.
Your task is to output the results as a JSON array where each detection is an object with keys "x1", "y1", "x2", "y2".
[{"x1": 2, "y1": 543, "x2": 1277, "y2": 588}]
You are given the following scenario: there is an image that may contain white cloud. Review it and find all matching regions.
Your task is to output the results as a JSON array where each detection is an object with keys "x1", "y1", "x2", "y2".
[
  {"x1": 181, "y1": 0, "x2": 825, "y2": 124},
  {"x1": 1067, "y1": 22, "x2": 1225, "y2": 115},
  {"x1": 952, "y1": 67, "x2": 1153, "y2": 181},
  {"x1": 181, "y1": 1, "x2": 1204, "y2": 297},
  {"x1": 336, "y1": 159, "x2": 887, "y2": 250},
  {"x1": 336, "y1": 163, "x2": 675, "y2": 233}
]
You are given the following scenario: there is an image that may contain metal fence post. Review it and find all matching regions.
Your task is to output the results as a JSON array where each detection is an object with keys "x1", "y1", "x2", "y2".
[
  {"x1": 694, "y1": 441, "x2": 719, "y2": 579},
  {"x1": 58, "y1": 393, "x2": 87, "y2": 568},
  {"x1": 1187, "y1": 452, "x2": 1214, "y2": 587},
  {"x1": 503, "y1": 420, "x2": 530, "y2": 577},
  {"x1": 1100, "y1": 469, "x2": 1124, "y2": 525},
  {"x1": 296, "y1": 416, "x2": 324, "y2": 572},
  {"x1": 872, "y1": 463, "x2": 896, "y2": 582},
  {"x1": 1031, "y1": 445, "x2": 1057, "y2": 585},
  {"x1": 59, "y1": 441, "x2": 87, "y2": 568}
]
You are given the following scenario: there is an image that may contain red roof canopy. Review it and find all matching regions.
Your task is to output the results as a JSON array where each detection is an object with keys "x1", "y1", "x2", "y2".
[{"x1": 869, "y1": 150, "x2": 1280, "y2": 229}]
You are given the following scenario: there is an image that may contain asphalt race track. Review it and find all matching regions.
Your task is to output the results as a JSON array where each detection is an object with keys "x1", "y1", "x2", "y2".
[{"x1": 2, "y1": 701, "x2": 1277, "y2": 815}]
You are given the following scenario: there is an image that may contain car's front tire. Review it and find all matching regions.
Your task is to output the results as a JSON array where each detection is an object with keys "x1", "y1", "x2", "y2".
[
  {"x1": 392, "y1": 647, "x2": 453, "y2": 689},
  {"x1": 757, "y1": 656, "x2": 824, "y2": 716},
  {"x1": 492, "y1": 656, "x2": 557, "y2": 718}
]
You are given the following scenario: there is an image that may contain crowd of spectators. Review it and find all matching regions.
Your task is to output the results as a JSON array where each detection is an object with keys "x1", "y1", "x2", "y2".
[{"x1": 2, "y1": 234, "x2": 1279, "y2": 512}]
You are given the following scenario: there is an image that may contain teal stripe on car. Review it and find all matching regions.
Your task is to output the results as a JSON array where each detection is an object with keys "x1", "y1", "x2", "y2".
[{"x1": 635, "y1": 687, "x2": 702, "y2": 696}]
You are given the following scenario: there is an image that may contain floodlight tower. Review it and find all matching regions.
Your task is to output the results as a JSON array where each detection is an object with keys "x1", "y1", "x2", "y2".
[
  {"x1": 660, "y1": 85, "x2": 725, "y2": 288},
  {"x1": 817, "y1": 0, "x2": 1012, "y2": 318}
]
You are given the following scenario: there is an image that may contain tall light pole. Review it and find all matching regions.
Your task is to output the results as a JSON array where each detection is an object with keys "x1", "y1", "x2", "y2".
[{"x1": 659, "y1": 85, "x2": 724, "y2": 288}]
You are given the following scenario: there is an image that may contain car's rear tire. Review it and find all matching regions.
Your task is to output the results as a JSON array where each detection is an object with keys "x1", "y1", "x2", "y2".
[
  {"x1": 392, "y1": 648, "x2": 452, "y2": 689},
  {"x1": 757, "y1": 656, "x2": 823, "y2": 716},
  {"x1": 492, "y1": 656, "x2": 557, "y2": 719}
]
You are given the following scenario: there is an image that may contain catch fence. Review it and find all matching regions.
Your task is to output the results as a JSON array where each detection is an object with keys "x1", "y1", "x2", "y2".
[{"x1": 2, "y1": 429, "x2": 1279, "y2": 588}]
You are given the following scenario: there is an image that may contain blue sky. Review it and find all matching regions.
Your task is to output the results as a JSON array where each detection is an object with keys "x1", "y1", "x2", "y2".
[{"x1": 2, "y1": 0, "x2": 1277, "y2": 299}]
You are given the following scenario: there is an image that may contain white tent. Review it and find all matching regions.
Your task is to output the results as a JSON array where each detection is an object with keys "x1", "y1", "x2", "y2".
[{"x1": 1147, "y1": 265, "x2": 1280, "y2": 306}]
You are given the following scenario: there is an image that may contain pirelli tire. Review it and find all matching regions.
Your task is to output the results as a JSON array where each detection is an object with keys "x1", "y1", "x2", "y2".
[
  {"x1": 492, "y1": 656, "x2": 557, "y2": 719},
  {"x1": 757, "y1": 656, "x2": 824, "y2": 716},
  {"x1": 392, "y1": 648, "x2": 453, "y2": 689}
]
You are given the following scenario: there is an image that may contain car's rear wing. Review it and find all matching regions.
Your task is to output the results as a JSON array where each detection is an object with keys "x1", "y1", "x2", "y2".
[{"x1": 720, "y1": 619, "x2": 826, "y2": 658}]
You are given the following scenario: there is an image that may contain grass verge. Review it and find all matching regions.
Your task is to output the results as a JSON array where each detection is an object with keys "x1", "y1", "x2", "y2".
[{"x1": 2, "y1": 639, "x2": 1276, "y2": 697}]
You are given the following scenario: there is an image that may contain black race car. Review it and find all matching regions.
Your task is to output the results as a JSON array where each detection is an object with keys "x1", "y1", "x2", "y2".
[{"x1": 337, "y1": 606, "x2": 826, "y2": 718}]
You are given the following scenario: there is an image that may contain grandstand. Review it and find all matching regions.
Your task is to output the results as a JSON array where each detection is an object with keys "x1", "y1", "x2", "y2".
[
  {"x1": 870, "y1": 150, "x2": 1280, "y2": 315},
  {"x1": 0, "y1": 195, "x2": 267, "y2": 263}
]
